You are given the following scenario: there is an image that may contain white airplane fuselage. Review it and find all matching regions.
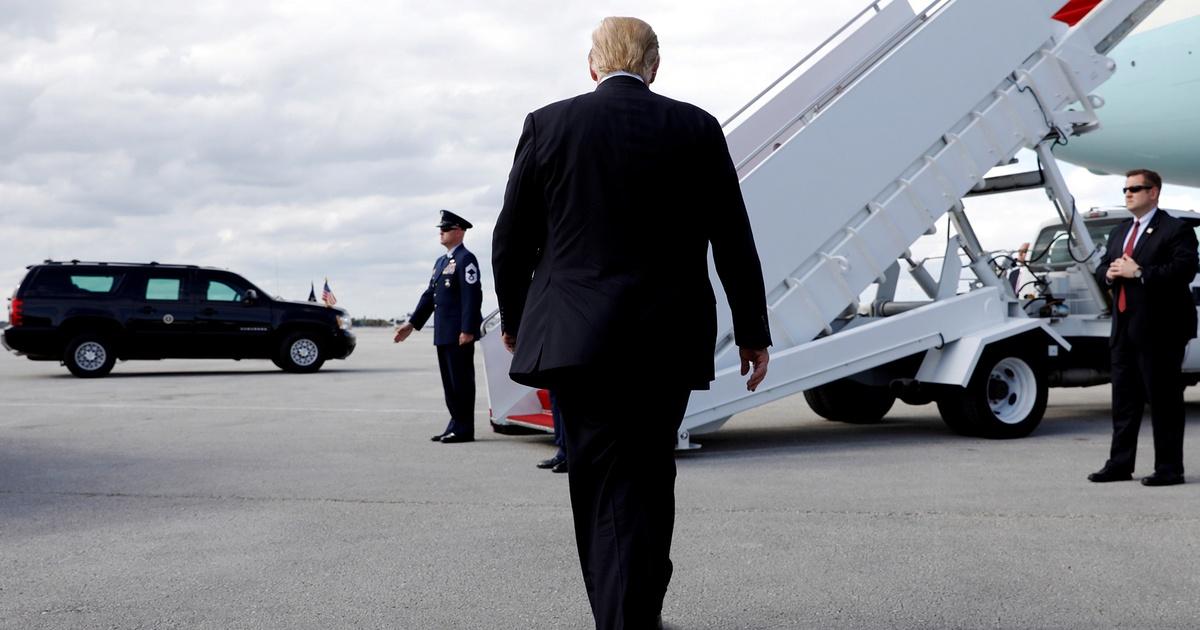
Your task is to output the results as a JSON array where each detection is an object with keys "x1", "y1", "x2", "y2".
[{"x1": 1054, "y1": 6, "x2": 1200, "y2": 186}]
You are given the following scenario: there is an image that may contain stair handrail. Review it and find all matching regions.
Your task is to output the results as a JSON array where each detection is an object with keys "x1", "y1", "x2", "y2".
[
  {"x1": 731, "y1": 0, "x2": 952, "y2": 173},
  {"x1": 721, "y1": 0, "x2": 889, "y2": 129}
]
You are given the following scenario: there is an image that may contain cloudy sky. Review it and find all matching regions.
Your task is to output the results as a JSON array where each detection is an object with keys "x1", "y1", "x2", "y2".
[{"x1": 3, "y1": 1, "x2": 1198, "y2": 318}]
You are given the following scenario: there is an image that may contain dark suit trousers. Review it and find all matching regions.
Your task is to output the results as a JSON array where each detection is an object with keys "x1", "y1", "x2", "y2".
[
  {"x1": 555, "y1": 379, "x2": 691, "y2": 630},
  {"x1": 1108, "y1": 327, "x2": 1186, "y2": 476},
  {"x1": 436, "y1": 343, "x2": 475, "y2": 438}
]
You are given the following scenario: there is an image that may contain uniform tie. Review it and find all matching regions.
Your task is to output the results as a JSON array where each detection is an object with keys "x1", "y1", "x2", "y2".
[{"x1": 1117, "y1": 219, "x2": 1139, "y2": 313}]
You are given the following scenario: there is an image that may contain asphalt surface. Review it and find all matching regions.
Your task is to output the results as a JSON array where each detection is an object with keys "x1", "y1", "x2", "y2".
[{"x1": 2, "y1": 328, "x2": 1199, "y2": 629}]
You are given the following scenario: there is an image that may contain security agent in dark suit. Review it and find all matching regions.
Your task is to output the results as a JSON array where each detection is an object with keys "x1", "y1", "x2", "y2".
[
  {"x1": 492, "y1": 17, "x2": 770, "y2": 629},
  {"x1": 394, "y1": 210, "x2": 484, "y2": 444},
  {"x1": 1089, "y1": 169, "x2": 1198, "y2": 486}
]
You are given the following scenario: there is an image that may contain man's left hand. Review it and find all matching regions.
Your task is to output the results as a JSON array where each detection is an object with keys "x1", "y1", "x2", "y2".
[
  {"x1": 1110, "y1": 255, "x2": 1141, "y2": 279},
  {"x1": 459, "y1": 332, "x2": 475, "y2": 346}
]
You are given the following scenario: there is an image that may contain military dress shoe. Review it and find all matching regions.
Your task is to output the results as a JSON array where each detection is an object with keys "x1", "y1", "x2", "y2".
[
  {"x1": 551, "y1": 460, "x2": 569, "y2": 474},
  {"x1": 1088, "y1": 468, "x2": 1132, "y2": 483},
  {"x1": 1141, "y1": 473, "x2": 1185, "y2": 487},
  {"x1": 431, "y1": 433, "x2": 447, "y2": 442},
  {"x1": 537, "y1": 454, "x2": 566, "y2": 469},
  {"x1": 439, "y1": 432, "x2": 474, "y2": 444}
]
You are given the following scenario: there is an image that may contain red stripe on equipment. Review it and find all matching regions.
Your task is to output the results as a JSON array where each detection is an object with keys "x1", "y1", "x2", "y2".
[
  {"x1": 537, "y1": 389, "x2": 551, "y2": 412},
  {"x1": 508, "y1": 413, "x2": 555, "y2": 430},
  {"x1": 1053, "y1": 0, "x2": 1102, "y2": 26}
]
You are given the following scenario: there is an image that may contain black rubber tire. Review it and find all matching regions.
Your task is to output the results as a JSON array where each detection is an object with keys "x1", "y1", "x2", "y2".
[
  {"x1": 64, "y1": 334, "x2": 116, "y2": 378},
  {"x1": 936, "y1": 348, "x2": 1048, "y2": 439},
  {"x1": 276, "y1": 332, "x2": 326, "y2": 373},
  {"x1": 804, "y1": 378, "x2": 895, "y2": 424}
]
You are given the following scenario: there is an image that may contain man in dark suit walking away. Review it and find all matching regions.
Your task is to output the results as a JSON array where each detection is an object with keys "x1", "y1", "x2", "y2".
[
  {"x1": 1089, "y1": 169, "x2": 1198, "y2": 486},
  {"x1": 395, "y1": 210, "x2": 484, "y2": 444},
  {"x1": 492, "y1": 17, "x2": 771, "y2": 629}
]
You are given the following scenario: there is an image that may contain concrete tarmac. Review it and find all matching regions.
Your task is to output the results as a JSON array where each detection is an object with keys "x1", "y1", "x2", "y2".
[{"x1": 2, "y1": 328, "x2": 1199, "y2": 629}]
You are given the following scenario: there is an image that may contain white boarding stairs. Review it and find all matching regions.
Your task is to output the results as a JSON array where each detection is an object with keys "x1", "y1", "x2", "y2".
[{"x1": 482, "y1": 0, "x2": 1163, "y2": 447}]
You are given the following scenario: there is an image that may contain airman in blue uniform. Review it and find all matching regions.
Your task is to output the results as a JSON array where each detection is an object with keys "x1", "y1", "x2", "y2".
[{"x1": 394, "y1": 210, "x2": 484, "y2": 443}]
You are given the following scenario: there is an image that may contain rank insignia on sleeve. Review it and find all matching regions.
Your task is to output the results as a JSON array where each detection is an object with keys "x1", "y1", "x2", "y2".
[{"x1": 465, "y1": 263, "x2": 479, "y2": 285}]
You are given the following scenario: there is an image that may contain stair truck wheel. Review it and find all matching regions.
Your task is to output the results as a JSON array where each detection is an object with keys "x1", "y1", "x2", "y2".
[
  {"x1": 277, "y1": 331, "x2": 326, "y2": 373},
  {"x1": 936, "y1": 347, "x2": 1048, "y2": 439},
  {"x1": 64, "y1": 333, "x2": 117, "y2": 378},
  {"x1": 803, "y1": 378, "x2": 895, "y2": 424}
]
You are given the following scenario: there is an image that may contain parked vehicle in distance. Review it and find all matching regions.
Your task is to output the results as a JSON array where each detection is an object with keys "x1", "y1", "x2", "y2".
[{"x1": 3, "y1": 261, "x2": 355, "y2": 377}]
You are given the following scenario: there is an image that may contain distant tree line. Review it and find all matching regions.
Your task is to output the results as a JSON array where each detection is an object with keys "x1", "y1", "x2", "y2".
[{"x1": 351, "y1": 318, "x2": 400, "y2": 327}]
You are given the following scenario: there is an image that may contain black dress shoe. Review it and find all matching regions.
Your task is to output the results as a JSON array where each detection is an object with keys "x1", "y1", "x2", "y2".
[
  {"x1": 552, "y1": 460, "x2": 569, "y2": 474},
  {"x1": 440, "y1": 433, "x2": 474, "y2": 444},
  {"x1": 1088, "y1": 468, "x2": 1132, "y2": 483},
  {"x1": 1141, "y1": 473, "x2": 1185, "y2": 486},
  {"x1": 537, "y1": 454, "x2": 565, "y2": 469},
  {"x1": 431, "y1": 434, "x2": 446, "y2": 442}
]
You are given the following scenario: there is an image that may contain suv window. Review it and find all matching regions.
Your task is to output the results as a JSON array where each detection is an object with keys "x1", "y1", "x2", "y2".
[
  {"x1": 145, "y1": 277, "x2": 183, "y2": 301},
  {"x1": 206, "y1": 280, "x2": 241, "y2": 302},
  {"x1": 69, "y1": 274, "x2": 117, "y2": 293},
  {"x1": 25, "y1": 268, "x2": 125, "y2": 297}
]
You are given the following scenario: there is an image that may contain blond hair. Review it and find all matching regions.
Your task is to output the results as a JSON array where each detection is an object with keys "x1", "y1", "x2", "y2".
[{"x1": 589, "y1": 17, "x2": 659, "y2": 83}]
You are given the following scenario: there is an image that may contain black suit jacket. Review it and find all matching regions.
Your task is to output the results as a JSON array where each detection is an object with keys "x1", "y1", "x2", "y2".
[
  {"x1": 492, "y1": 76, "x2": 772, "y2": 390},
  {"x1": 1094, "y1": 210, "x2": 1198, "y2": 347}
]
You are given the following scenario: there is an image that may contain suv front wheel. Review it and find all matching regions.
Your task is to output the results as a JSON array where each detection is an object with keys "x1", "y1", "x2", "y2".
[
  {"x1": 276, "y1": 332, "x2": 326, "y2": 373},
  {"x1": 64, "y1": 334, "x2": 117, "y2": 378}
]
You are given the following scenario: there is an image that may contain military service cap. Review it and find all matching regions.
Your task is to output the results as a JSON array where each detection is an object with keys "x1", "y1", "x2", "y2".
[{"x1": 436, "y1": 209, "x2": 473, "y2": 230}]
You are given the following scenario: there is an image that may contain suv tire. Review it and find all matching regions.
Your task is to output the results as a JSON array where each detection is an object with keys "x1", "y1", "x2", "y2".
[
  {"x1": 64, "y1": 334, "x2": 117, "y2": 378},
  {"x1": 277, "y1": 332, "x2": 326, "y2": 373}
]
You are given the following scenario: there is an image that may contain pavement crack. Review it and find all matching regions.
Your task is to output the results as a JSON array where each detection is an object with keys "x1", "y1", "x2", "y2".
[
  {"x1": 682, "y1": 505, "x2": 1200, "y2": 523},
  {"x1": 0, "y1": 489, "x2": 563, "y2": 511}
]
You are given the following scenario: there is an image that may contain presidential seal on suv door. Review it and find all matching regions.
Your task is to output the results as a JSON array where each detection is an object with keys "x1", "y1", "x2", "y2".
[{"x1": 2, "y1": 261, "x2": 355, "y2": 377}]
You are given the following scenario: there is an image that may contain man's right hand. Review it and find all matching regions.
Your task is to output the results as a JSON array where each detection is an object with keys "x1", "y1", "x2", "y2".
[
  {"x1": 502, "y1": 332, "x2": 517, "y2": 353},
  {"x1": 393, "y1": 322, "x2": 414, "y2": 343},
  {"x1": 740, "y1": 347, "x2": 769, "y2": 392}
]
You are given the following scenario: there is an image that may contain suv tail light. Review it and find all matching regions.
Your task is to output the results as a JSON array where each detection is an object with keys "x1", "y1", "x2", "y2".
[{"x1": 7, "y1": 298, "x2": 22, "y2": 327}]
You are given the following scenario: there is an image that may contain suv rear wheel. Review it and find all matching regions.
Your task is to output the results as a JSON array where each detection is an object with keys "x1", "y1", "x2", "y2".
[
  {"x1": 64, "y1": 334, "x2": 116, "y2": 378},
  {"x1": 277, "y1": 332, "x2": 326, "y2": 373}
]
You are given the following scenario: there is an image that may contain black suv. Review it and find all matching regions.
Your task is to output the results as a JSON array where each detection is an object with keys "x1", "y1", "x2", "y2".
[{"x1": 3, "y1": 261, "x2": 355, "y2": 377}]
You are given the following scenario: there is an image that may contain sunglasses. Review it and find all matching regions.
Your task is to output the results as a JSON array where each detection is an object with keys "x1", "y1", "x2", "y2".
[{"x1": 1123, "y1": 185, "x2": 1153, "y2": 194}]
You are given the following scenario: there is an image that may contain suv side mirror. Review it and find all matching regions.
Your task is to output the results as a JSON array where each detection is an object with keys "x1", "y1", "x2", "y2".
[{"x1": 243, "y1": 289, "x2": 258, "y2": 305}]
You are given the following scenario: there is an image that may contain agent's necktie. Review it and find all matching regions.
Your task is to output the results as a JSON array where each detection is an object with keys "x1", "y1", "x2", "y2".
[{"x1": 1117, "y1": 219, "x2": 1139, "y2": 313}]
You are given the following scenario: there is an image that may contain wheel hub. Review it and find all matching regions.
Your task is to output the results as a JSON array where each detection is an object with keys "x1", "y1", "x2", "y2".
[
  {"x1": 987, "y1": 358, "x2": 1036, "y2": 425},
  {"x1": 74, "y1": 342, "x2": 107, "y2": 371},
  {"x1": 290, "y1": 339, "x2": 319, "y2": 367}
]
